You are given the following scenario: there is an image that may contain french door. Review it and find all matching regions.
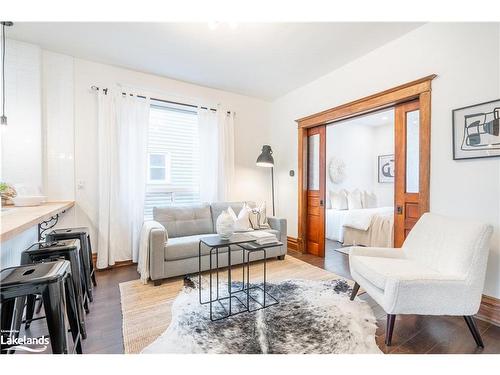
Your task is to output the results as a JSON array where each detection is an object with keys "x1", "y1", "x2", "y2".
[
  {"x1": 394, "y1": 99, "x2": 430, "y2": 247},
  {"x1": 297, "y1": 76, "x2": 434, "y2": 257}
]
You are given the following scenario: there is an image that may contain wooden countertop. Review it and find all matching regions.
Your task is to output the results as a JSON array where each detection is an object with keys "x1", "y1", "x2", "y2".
[{"x1": 1, "y1": 201, "x2": 75, "y2": 242}]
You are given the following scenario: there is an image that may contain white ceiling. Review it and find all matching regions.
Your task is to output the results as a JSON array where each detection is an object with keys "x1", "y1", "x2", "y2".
[
  {"x1": 336, "y1": 108, "x2": 395, "y2": 128},
  {"x1": 7, "y1": 22, "x2": 422, "y2": 100}
]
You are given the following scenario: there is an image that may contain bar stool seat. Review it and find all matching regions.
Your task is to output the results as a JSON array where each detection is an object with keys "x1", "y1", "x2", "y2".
[
  {"x1": 47, "y1": 227, "x2": 96, "y2": 302},
  {"x1": 0, "y1": 260, "x2": 82, "y2": 354},
  {"x1": 22, "y1": 240, "x2": 87, "y2": 339}
]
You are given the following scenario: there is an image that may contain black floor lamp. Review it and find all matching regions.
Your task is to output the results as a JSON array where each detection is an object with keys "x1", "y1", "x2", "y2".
[{"x1": 256, "y1": 145, "x2": 275, "y2": 216}]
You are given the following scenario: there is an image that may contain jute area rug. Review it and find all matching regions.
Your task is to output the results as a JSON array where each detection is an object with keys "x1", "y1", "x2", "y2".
[{"x1": 119, "y1": 256, "x2": 360, "y2": 354}]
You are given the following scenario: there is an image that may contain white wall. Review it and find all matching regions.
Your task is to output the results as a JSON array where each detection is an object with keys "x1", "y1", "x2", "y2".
[
  {"x1": 270, "y1": 23, "x2": 500, "y2": 298},
  {"x1": 372, "y1": 123, "x2": 394, "y2": 207},
  {"x1": 0, "y1": 39, "x2": 42, "y2": 191},
  {"x1": 44, "y1": 56, "x2": 273, "y2": 256},
  {"x1": 326, "y1": 121, "x2": 394, "y2": 208},
  {"x1": 326, "y1": 123, "x2": 374, "y2": 200}
]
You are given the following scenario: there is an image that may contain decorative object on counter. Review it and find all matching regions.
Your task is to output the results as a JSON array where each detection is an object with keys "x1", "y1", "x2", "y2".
[
  {"x1": 12, "y1": 195, "x2": 47, "y2": 207},
  {"x1": 215, "y1": 209, "x2": 235, "y2": 239},
  {"x1": 378, "y1": 154, "x2": 395, "y2": 183},
  {"x1": 0, "y1": 182, "x2": 17, "y2": 205},
  {"x1": 256, "y1": 145, "x2": 276, "y2": 215},
  {"x1": 328, "y1": 157, "x2": 346, "y2": 184},
  {"x1": 452, "y1": 99, "x2": 500, "y2": 160}
]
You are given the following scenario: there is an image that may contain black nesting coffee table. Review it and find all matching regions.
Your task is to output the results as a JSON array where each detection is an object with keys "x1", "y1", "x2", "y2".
[{"x1": 198, "y1": 234, "x2": 282, "y2": 321}]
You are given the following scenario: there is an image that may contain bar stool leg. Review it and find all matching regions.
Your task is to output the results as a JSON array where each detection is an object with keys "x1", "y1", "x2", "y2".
[
  {"x1": 24, "y1": 294, "x2": 37, "y2": 329},
  {"x1": 68, "y1": 252, "x2": 87, "y2": 339},
  {"x1": 79, "y1": 236, "x2": 93, "y2": 304},
  {"x1": 88, "y1": 235, "x2": 97, "y2": 287},
  {"x1": 64, "y1": 276, "x2": 83, "y2": 353},
  {"x1": 1, "y1": 298, "x2": 15, "y2": 353},
  {"x1": 42, "y1": 282, "x2": 68, "y2": 354}
]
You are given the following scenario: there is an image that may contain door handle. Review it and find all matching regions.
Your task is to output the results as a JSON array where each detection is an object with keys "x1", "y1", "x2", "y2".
[
  {"x1": 320, "y1": 199, "x2": 324, "y2": 207},
  {"x1": 396, "y1": 206, "x2": 403, "y2": 215}
]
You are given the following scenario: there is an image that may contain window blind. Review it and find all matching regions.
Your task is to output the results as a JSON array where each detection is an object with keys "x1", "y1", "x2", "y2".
[{"x1": 144, "y1": 102, "x2": 200, "y2": 220}]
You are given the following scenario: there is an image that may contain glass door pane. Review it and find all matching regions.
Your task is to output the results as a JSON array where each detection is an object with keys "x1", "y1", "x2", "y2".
[
  {"x1": 308, "y1": 134, "x2": 320, "y2": 190},
  {"x1": 406, "y1": 110, "x2": 420, "y2": 193}
]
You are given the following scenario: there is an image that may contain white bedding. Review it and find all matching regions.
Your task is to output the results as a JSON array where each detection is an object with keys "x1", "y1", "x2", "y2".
[{"x1": 326, "y1": 206, "x2": 393, "y2": 242}]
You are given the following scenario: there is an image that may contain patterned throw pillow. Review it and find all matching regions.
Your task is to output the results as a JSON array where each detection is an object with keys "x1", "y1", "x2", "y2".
[{"x1": 249, "y1": 202, "x2": 270, "y2": 229}]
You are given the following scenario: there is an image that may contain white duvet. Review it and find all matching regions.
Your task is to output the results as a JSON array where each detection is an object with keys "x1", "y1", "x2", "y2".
[{"x1": 326, "y1": 206, "x2": 393, "y2": 242}]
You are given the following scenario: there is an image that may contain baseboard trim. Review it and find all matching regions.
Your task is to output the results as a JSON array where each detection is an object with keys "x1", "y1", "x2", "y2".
[
  {"x1": 287, "y1": 236, "x2": 298, "y2": 251},
  {"x1": 477, "y1": 294, "x2": 500, "y2": 326},
  {"x1": 92, "y1": 253, "x2": 134, "y2": 271}
]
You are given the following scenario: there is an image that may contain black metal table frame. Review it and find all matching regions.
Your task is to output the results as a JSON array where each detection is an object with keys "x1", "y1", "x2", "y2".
[{"x1": 198, "y1": 240, "x2": 279, "y2": 321}]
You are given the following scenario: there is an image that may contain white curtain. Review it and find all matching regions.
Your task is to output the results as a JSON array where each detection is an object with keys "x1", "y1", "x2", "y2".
[
  {"x1": 198, "y1": 108, "x2": 235, "y2": 202},
  {"x1": 96, "y1": 90, "x2": 150, "y2": 268}
]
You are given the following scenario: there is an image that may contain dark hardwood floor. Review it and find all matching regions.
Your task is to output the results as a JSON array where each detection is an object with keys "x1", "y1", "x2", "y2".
[
  {"x1": 289, "y1": 240, "x2": 500, "y2": 354},
  {"x1": 20, "y1": 243, "x2": 499, "y2": 354}
]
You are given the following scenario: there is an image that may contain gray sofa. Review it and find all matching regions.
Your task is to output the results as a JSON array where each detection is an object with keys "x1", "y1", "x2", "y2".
[{"x1": 148, "y1": 201, "x2": 287, "y2": 285}]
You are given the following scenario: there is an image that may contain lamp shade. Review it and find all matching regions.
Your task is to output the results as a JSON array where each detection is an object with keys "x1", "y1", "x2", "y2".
[{"x1": 256, "y1": 145, "x2": 274, "y2": 167}]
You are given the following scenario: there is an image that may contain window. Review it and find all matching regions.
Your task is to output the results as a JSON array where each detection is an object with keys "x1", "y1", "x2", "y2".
[
  {"x1": 144, "y1": 101, "x2": 200, "y2": 219},
  {"x1": 147, "y1": 153, "x2": 171, "y2": 184}
]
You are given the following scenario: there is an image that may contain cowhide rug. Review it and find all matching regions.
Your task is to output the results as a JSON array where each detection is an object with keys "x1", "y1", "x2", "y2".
[{"x1": 142, "y1": 279, "x2": 381, "y2": 354}]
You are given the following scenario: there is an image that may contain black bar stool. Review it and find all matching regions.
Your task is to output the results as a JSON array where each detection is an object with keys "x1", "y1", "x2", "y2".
[
  {"x1": 21, "y1": 240, "x2": 87, "y2": 339},
  {"x1": 46, "y1": 227, "x2": 96, "y2": 302},
  {"x1": 0, "y1": 260, "x2": 83, "y2": 354}
]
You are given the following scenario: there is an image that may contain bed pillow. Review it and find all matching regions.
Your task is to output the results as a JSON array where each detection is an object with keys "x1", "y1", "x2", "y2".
[
  {"x1": 330, "y1": 190, "x2": 348, "y2": 210},
  {"x1": 346, "y1": 189, "x2": 363, "y2": 210},
  {"x1": 362, "y1": 191, "x2": 378, "y2": 208}
]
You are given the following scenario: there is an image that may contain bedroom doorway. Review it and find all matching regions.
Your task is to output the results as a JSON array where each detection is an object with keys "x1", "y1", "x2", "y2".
[
  {"x1": 325, "y1": 109, "x2": 395, "y2": 257},
  {"x1": 296, "y1": 75, "x2": 434, "y2": 257}
]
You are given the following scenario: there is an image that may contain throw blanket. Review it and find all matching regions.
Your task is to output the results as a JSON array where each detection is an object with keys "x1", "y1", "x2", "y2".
[
  {"x1": 342, "y1": 206, "x2": 393, "y2": 231},
  {"x1": 137, "y1": 221, "x2": 165, "y2": 284}
]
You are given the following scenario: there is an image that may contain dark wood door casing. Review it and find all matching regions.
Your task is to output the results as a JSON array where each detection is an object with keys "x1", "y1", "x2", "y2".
[{"x1": 296, "y1": 75, "x2": 435, "y2": 254}]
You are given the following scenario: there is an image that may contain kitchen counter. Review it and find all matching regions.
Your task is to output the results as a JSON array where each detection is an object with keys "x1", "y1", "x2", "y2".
[{"x1": 0, "y1": 201, "x2": 75, "y2": 242}]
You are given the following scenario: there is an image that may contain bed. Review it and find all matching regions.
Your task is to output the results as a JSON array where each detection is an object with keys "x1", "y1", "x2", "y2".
[{"x1": 326, "y1": 206, "x2": 394, "y2": 247}]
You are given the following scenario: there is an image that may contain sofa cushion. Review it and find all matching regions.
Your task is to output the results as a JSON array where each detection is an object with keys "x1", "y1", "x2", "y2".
[
  {"x1": 165, "y1": 234, "x2": 221, "y2": 261},
  {"x1": 210, "y1": 201, "x2": 256, "y2": 228},
  {"x1": 350, "y1": 255, "x2": 444, "y2": 290},
  {"x1": 153, "y1": 204, "x2": 213, "y2": 238},
  {"x1": 164, "y1": 229, "x2": 281, "y2": 261}
]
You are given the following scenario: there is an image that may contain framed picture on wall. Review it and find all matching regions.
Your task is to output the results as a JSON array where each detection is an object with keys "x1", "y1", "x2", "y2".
[
  {"x1": 452, "y1": 99, "x2": 500, "y2": 160},
  {"x1": 378, "y1": 154, "x2": 394, "y2": 183}
]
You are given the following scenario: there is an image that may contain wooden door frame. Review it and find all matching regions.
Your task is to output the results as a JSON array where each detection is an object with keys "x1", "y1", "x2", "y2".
[{"x1": 296, "y1": 75, "x2": 436, "y2": 253}]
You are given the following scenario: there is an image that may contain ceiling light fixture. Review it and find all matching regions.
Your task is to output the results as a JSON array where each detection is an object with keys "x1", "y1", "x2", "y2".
[{"x1": 1, "y1": 21, "x2": 13, "y2": 126}]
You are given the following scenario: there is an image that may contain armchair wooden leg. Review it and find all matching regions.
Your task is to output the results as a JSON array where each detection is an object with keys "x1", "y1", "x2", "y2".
[
  {"x1": 464, "y1": 316, "x2": 484, "y2": 348},
  {"x1": 153, "y1": 280, "x2": 162, "y2": 286},
  {"x1": 350, "y1": 282, "x2": 360, "y2": 301},
  {"x1": 385, "y1": 314, "x2": 396, "y2": 346}
]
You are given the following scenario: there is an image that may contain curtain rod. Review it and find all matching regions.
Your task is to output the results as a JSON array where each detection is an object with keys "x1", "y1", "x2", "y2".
[{"x1": 90, "y1": 85, "x2": 225, "y2": 113}]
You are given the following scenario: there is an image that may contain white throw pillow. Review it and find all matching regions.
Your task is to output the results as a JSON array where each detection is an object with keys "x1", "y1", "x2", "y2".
[
  {"x1": 249, "y1": 202, "x2": 270, "y2": 229},
  {"x1": 362, "y1": 191, "x2": 378, "y2": 208},
  {"x1": 346, "y1": 190, "x2": 363, "y2": 210},
  {"x1": 228, "y1": 204, "x2": 253, "y2": 232},
  {"x1": 330, "y1": 190, "x2": 348, "y2": 210}
]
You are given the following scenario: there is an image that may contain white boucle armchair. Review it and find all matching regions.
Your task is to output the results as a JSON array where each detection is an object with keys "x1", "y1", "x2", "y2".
[{"x1": 349, "y1": 213, "x2": 493, "y2": 347}]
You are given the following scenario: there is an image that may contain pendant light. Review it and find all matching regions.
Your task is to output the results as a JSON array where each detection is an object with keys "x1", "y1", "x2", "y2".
[{"x1": 1, "y1": 21, "x2": 13, "y2": 126}]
